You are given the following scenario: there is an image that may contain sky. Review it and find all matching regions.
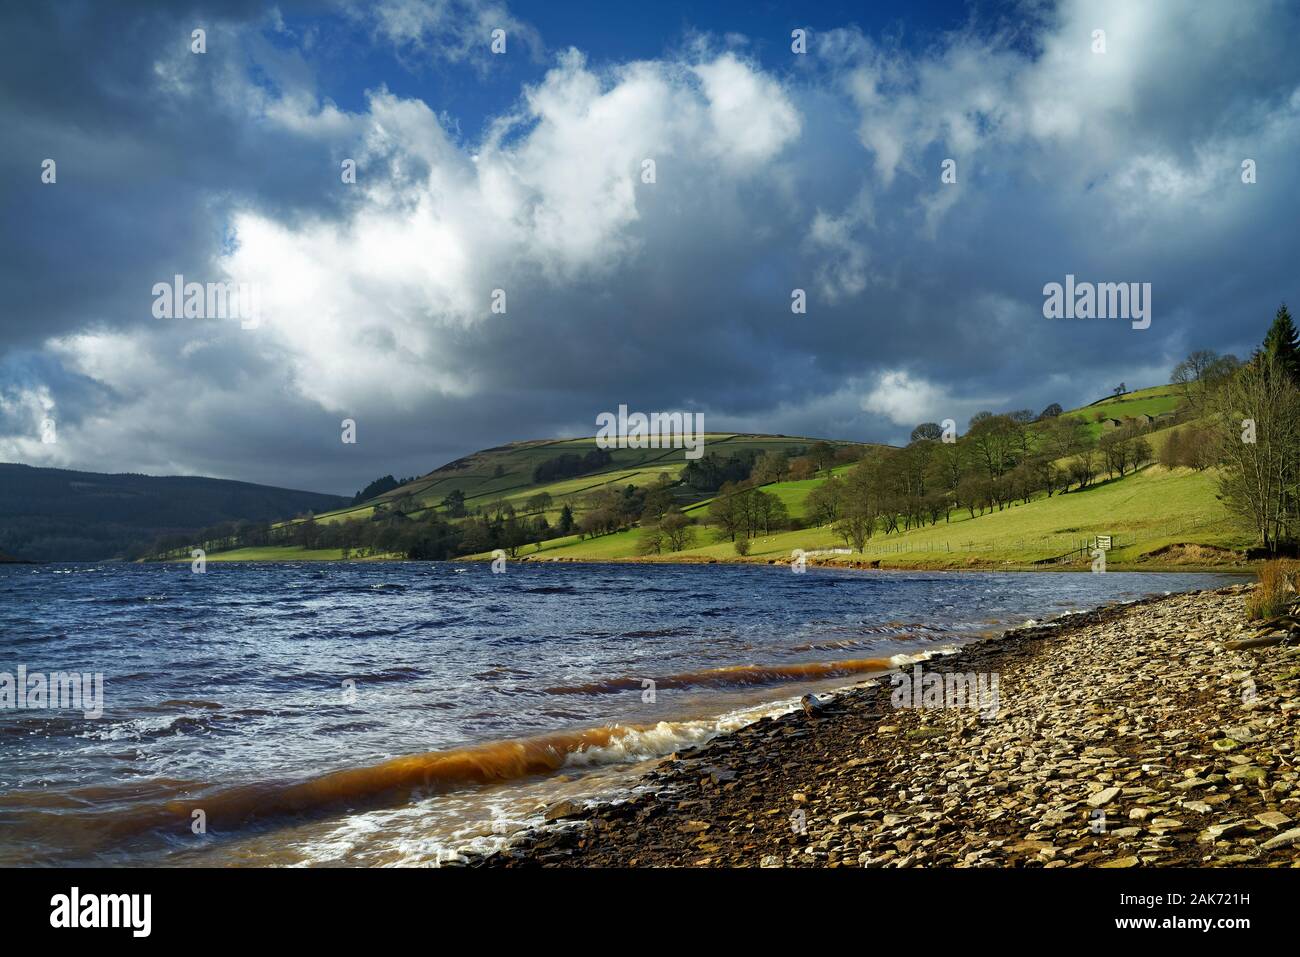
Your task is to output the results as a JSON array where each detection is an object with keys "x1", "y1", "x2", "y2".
[{"x1": 2, "y1": 0, "x2": 1298, "y2": 496}]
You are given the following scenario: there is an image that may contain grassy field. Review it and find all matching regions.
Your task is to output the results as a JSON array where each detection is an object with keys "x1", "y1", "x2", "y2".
[
  {"x1": 1063, "y1": 384, "x2": 1186, "y2": 440},
  {"x1": 199, "y1": 379, "x2": 1258, "y2": 571},
  {"x1": 506, "y1": 465, "x2": 1246, "y2": 569},
  {"x1": 275, "y1": 433, "x2": 855, "y2": 531}
]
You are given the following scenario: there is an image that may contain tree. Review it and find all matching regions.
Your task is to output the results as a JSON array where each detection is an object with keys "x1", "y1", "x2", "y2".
[
  {"x1": 557, "y1": 504, "x2": 575, "y2": 535},
  {"x1": 734, "y1": 537, "x2": 752, "y2": 557},
  {"x1": 525, "y1": 492, "x2": 553, "y2": 514},
  {"x1": 966, "y1": 414, "x2": 1020, "y2": 481},
  {"x1": 501, "y1": 515, "x2": 527, "y2": 557},
  {"x1": 928, "y1": 440, "x2": 965, "y2": 521},
  {"x1": 1172, "y1": 349, "x2": 1241, "y2": 413},
  {"x1": 1211, "y1": 352, "x2": 1300, "y2": 553},
  {"x1": 352, "y1": 475, "x2": 400, "y2": 505},
  {"x1": 834, "y1": 499, "x2": 875, "y2": 552},
  {"x1": 578, "y1": 508, "x2": 619, "y2": 539},
  {"x1": 660, "y1": 511, "x2": 695, "y2": 551},
  {"x1": 1037, "y1": 403, "x2": 1063, "y2": 420},
  {"x1": 787, "y1": 457, "x2": 816, "y2": 481},
  {"x1": 707, "y1": 484, "x2": 747, "y2": 541},
  {"x1": 1262, "y1": 302, "x2": 1300, "y2": 384},
  {"x1": 956, "y1": 474, "x2": 988, "y2": 517},
  {"x1": 833, "y1": 460, "x2": 881, "y2": 548},
  {"x1": 640, "y1": 484, "x2": 674, "y2": 523},
  {"x1": 1098, "y1": 430, "x2": 1131, "y2": 478},
  {"x1": 637, "y1": 524, "x2": 665, "y2": 555},
  {"x1": 441, "y1": 489, "x2": 467, "y2": 518},
  {"x1": 1029, "y1": 455, "x2": 1062, "y2": 497},
  {"x1": 1042, "y1": 415, "x2": 1085, "y2": 461},
  {"x1": 808, "y1": 441, "x2": 837, "y2": 476},
  {"x1": 910, "y1": 422, "x2": 943, "y2": 442},
  {"x1": 1113, "y1": 383, "x2": 1128, "y2": 397},
  {"x1": 752, "y1": 490, "x2": 788, "y2": 535},
  {"x1": 1067, "y1": 447, "x2": 1100, "y2": 490},
  {"x1": 751, "y1": 451, "x2": 790, "y2": 485},
  {"x1": 806, "y1": 477, "x2": 843, "y2": 526}
]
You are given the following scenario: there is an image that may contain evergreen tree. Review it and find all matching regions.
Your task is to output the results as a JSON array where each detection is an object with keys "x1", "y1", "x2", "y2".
[{"x1": 1262, "y1": 302, "x2": 1300, "y2": 383}]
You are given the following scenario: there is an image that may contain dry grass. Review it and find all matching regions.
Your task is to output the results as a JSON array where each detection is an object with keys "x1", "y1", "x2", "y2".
[{"x1": 1247, "y1": 559, "x2": 1300, "y2": 620}]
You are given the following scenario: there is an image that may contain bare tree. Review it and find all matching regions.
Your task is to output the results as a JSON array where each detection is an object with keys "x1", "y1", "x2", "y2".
[
  {"x1": 1210, "y1": 354, "x2": 1300, "y2": 553},
  {"x1": 1172, "y1": 349, "x2": 1240, "y2": 414},
  {"x1": 660, "y1": 511, "x2": 695, "y2": 552}
]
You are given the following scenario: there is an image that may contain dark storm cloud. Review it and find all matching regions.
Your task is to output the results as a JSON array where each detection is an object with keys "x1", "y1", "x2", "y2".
[{"x1": 2, "y1": 0, "x2": 1299, "y2": 493}]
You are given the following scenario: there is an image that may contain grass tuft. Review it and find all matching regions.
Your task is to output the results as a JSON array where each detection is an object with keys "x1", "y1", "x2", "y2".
[{"x1": 1247, "y1": 559, "x2": 1299, "y2": 620}]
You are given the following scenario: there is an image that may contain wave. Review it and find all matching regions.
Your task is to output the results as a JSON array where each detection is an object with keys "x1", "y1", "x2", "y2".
[
  {"x1": 542, "y1": 655, "x2": 897, "y2": 695},
  {"x1": 0, "y1": 645, "x2": 955, "y2": 862},
  {"x1": 0, "y1": 710, "x2": 795, "y2": 855}
]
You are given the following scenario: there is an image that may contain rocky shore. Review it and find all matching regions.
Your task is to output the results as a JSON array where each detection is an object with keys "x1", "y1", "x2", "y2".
[{"x1": 472, "y1": 583, "x2": 1300, "y2": 868}]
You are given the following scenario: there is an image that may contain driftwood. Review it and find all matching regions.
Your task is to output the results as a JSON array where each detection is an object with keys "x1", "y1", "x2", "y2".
[
  {"x1": 1224, "y1": 633, "x2": 1297, "y2": 650},
  {"x1": 1224, "y1": 615, "x2": 1300, "y2": 649}
]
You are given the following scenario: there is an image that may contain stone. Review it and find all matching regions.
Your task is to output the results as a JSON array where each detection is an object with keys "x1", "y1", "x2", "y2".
[
  {"x1": 1261, "y1": 827, "x2": 1300, "y2": 852},
  {"x1": 1255, "y1": 811, "x2": 1291, "y2": 829},
  {"x1": 1088, "y1": 787, "x2": 1122, "y2": 808},
  {"x1": 543, "y1": 800, "x2": 586, "y2": 822},
  {"x1": 1225, "y1": 766, "x2": 1267, "y2": 786}
]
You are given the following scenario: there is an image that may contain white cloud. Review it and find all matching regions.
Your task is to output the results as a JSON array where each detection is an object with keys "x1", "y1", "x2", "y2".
[
  {"x1": 692, "y1": 53, "x2": 802, "y2": 168},
  {"x1": 5, "y1": 0, "x2": 1300, "y2": 489},
  {"x1": 214, "y1": 50, "x2": 804, "y2": 412},
  {"x1": 860, "y1": 370, "x2": 1007, "y2": 434},
  {"x1": 860, "y1": 370, "x2": 950, "y2": 427},
  {"x1": 362, "y1": 0, "x2": 543, "y2": 66}
]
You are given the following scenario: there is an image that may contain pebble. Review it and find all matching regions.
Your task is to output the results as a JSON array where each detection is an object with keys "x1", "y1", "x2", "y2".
[{"x1": 471, "y1": 584, "x2": 1300, "y2": 869}]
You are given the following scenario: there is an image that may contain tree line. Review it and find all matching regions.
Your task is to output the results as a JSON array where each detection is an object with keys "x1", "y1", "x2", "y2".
[{"x1": 156, "y1": 305, "x2": 1300, "y2": 563}]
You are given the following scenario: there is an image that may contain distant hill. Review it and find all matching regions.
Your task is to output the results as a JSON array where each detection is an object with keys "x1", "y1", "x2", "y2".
[
  {"x1": 151, "y1": 383, "x2": 1238, "y2": 569},
  {"x1": 281, "y1": 433, "x2": 865, "y2": 529},
  {"x1": 0, "y1": 464, "x2": 349, "y2": 561}
]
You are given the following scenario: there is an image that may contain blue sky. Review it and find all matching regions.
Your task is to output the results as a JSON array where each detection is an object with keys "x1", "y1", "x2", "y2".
[
  {"x1": 2, "y1": 0, "x2": 1298, "y2": 495},
  {"x1": 277, "y1": 0, "x2": 986, "y2": 125}
]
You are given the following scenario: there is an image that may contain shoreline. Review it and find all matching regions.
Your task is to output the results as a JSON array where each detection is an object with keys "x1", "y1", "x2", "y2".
[
  {"x1": 504, "y1": 553, "x2": 1252, "y2": 574},
  {"x1": 471, "y1": 583, "x2": 1300, "y2": 868},
  {"x1": 148, "y1": 550, "x2": 1255, "y2": 574}
]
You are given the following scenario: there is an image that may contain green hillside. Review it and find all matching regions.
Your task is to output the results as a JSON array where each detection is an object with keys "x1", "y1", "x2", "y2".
[
  {"x1": 278, "y1": 433, "x2": 855, "y2": 530},
  {"x1": 515, "y1": 464, "x2": 1243, "y2": 569},
  {"x1": 159, "y1": 378, "x2": 1257, "y2": 571},
  {"x1": 1063, "y1": 384, "x2": 1186, "y2": 440}
]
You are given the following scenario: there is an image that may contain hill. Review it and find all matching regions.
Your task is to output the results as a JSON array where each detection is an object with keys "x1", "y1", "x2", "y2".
[
  {"x1": 279, "y1": 433, "x2": 860, "y2": 530},
  {"x1": 0, "y1": 463, "x2": 349, "y2": 561},
  {"x1": 162, "y1": 381, "x2": 1252, "y2": 570},
  {"x1": 520, "y1": 463, "x2": 1243, "y2": 569}
]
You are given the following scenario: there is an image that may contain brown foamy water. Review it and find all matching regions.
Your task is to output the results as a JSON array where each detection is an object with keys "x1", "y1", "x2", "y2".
[{"x1": 0, "y1": 561, "x2": 1240, "y2": 865}]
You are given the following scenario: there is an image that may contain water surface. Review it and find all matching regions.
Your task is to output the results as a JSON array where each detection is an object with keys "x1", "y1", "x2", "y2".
[{"x1": 0, "y1": 561, "x2": 1239, "y2": 865}]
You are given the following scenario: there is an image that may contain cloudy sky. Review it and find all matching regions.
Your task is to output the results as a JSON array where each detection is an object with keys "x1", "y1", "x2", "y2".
[{"x1": 2, "y1": 0, "x2": 1298, "y2": 496}]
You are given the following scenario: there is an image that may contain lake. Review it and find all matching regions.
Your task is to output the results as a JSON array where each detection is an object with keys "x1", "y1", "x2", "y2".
[{"x1": 0, "y1": 561, "x2": 1241, "y2": 865}]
